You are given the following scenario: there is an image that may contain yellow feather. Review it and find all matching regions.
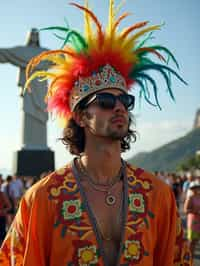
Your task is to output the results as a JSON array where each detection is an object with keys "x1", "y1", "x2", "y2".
[
  {"x1": 24, "y1": 71, "x2": 56, "y2": 93},
  {"x1": 45, "y1": 55, "x2": 66, "y2": 65},
  {"x1": 58, "y1": 115, "x2": 69, "y2": 128},
  {"x1": 84, "y1": 0, "x2": 93, "y2": 44},
  {"x1": 106, "y1": 0, "x2": 114, "y2": 37},
  {"x1": 122, "y1": 25, "x2": 161, "y2": 49}
]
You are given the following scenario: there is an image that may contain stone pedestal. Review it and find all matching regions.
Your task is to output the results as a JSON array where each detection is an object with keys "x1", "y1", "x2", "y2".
[{"x1": 13, "y1": 149, "x2": 55, "y2": 177}]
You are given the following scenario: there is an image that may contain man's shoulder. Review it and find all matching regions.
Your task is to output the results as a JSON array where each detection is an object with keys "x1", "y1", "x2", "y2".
[
  {"x1": 25, "y1": 162, "x2": 73, "y2": 199},
  {"x1": 126, "y1": 163, "x2": 171, "y2": 190}
]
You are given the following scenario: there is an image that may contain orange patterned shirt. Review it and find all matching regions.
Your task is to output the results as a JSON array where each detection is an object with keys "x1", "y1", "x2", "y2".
[{"x1": 0, "y1": 161, "x2": 192, "y2": 266}]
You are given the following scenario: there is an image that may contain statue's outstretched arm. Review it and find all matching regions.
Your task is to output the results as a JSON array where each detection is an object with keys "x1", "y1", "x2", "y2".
[
  {"x1": 0, "y1": 47, "x2": 28, "y2": 68},
  {"x1": 0, "y1": 48, "x2": 9, "y2": 63}
]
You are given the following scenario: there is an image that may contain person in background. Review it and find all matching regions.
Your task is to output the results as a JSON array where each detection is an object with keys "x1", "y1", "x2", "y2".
[
  {"x1": 1, "y1": 175, "x2": 16, "y2": 227},
  {"x1": 155, "y1": 171, "x2": 166, "y2": 183},
  {"x1": 183, "y1": 172, "x2": 194, "y2": 201},
  {"x1": 184, "y1": 180, "x2": 200, "y2": 259},
  {"x1": 24, "y1": 176, "x2": 36, "y2": 189},
  {"x1": 9, "y1": 174, "x2": 24, "y2": 212},
  {"x1": 171, "y1": 173, "x2": 182, "y2": 208},
  {"x1": 0, "y1": 1, "x2": 192, "y2": 265},
  {"x1": 0, "y1": 175, "x2": 11, "y2": 245}
]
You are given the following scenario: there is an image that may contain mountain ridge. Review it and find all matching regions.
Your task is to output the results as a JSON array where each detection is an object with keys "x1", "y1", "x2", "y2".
[{"x1": 128, "y1": 128, "x2": 200, "y2": 172}]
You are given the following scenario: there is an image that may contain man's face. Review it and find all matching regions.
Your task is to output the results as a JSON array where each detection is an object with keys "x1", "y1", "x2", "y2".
[{"x1": 80, "y1": 88, "x2": 130, "y2": 140}]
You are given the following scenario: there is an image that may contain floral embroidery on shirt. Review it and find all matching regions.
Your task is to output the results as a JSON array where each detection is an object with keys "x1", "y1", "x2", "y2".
[
  {"x1": 48, "y1": 167, "x2": 93, "y2": 238},
  {"x1": 71, "y1": 240, "x2": 100, "y2": 266},
  {"x1": 121, "y1": 165, "x2": 154, "y2": 264},
  {"x1": 62, "y1": 199, "x2": 82, "y2": 220},
  {"x1": 123, "y1": 233, "x2": 146, "y2": 264},
  {"x1": 124, "y1": 239, "x2": 141, "y2": 260},
  {"x1": 129, "y1": 193, "x2": 145, "y2": 214}
]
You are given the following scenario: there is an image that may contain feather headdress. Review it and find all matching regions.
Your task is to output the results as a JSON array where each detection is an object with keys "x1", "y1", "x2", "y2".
[{"x1": 25, "y1": 0, "x2": 186, "y2": 126}]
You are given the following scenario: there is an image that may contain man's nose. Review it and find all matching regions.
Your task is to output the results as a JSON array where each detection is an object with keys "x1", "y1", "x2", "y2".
[{"x1": 113, "y1": 99, "x2": 126, "y2": 113}]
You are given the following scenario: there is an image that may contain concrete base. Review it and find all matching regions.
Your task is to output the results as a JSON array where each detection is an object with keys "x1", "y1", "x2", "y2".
[{"x1": 13, "y1": 149, "x2": 55, "y2": 177}]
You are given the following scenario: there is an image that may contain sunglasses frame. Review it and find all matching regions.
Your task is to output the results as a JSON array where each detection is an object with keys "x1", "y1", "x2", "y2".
[{"x1": 83, "y1": 92, "x2": 135, "y2": 111}]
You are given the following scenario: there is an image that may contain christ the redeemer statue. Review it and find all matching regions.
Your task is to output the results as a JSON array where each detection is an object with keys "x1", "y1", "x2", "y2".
[
  {"x1": 0, "y1": 28, "x2": 54, "y2": 176},
  {"x1": 0, "y1": 28, "x2": 48, "y2": 150}
]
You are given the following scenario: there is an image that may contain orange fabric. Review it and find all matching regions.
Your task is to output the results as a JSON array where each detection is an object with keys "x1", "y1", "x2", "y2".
[{"x1": 0, "y1": 163, "x2": 192, "y2": 266}]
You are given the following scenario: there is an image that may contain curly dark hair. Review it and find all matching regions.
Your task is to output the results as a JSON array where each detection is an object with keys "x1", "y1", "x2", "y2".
[{"x1": 60, "y1": 110, "x2": 137, "y2": 156}]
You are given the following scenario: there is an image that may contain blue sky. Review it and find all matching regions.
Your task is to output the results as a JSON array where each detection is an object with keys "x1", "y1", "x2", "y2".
[{"x1": 0, "y1": 0, "x2": 199, "y2": 174}]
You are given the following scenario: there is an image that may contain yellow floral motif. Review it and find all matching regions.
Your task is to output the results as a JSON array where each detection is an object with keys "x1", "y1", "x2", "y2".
[
  {"x1": 50, "y1": 175, "x2": 78, "y2": 196},
  {"x1": 142, "y1": 181, "x2": 150, "y2": 189},
  {"x1": 125, "y1": 240, "x2": 140, "y2": 260},
  {"x1": 78, "y1": 245, "x2": 98, "y2": 265},
  {"x1": 57, "y1": 168, "x2": 66, "y2": 175}
]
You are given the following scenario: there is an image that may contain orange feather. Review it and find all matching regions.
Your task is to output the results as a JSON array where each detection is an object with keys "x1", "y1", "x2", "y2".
[
  {"x1": 70, "y1": 2, "x2": 104, "y2": 46},
  {"x1": 113, "y1": 12, "x2": 131, "y2": 33},
  {"x1": 120, "y1": 21, "x2": 149, "y2": 40},
  {"x1": 135, "y1": 47, "x2": 166, "y2": 62}
]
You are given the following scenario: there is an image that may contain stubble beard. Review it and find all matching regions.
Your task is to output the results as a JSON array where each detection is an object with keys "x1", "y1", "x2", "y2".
[{"x1": 106, "y1": 124, "x2": 129, "y2": 140}]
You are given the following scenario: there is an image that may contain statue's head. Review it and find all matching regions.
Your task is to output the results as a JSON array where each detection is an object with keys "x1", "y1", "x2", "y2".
[{"x1": 26, "y1": 28, "x2": 40, "y2": 47}]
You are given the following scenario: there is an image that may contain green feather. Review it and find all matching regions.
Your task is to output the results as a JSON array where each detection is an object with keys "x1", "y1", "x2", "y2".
[
  {"x1": 149, "y1": 45, "x2": 180, "y2": 69},
  {"x1": 135, "y1": 78, "x2": 158, "y2": 107},
  {"x1": 40, "y1": 26, "x2": 71, "y2": 32},
  {"x1": 135, "y1": 57, "x2": 156, "y2": 69},
  {"x1": 139, "y1": 89, "x2": 143, "y2": 108},
  {"x1": 136, "y1": 73, "x2": 162, "y2": 109},
  {"x1": 135, "y1": 32, "x2": 155, "y2": 50},
  {"x1": 62, "y1": 31, "x2": 88, "y2": 51},
  {"x1": 133, "y1": 64, "x2": 176, "y2": 101},
  {"x1": 40, "y1": 26, "x2": 88, "y2": 50},
  {"x1": 134, "y1": 63, "x2": 187, "y2": 85},
  {"x1": 53, "y1": 33, "x2": 65, "y2": 40}
]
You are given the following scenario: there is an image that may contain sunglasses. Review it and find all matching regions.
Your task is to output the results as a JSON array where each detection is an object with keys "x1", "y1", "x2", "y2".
[{"x1": 83, "y1": 92, "x2": 135, "y2": 111}]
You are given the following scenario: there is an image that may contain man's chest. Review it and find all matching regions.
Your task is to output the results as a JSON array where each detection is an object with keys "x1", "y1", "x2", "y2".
[{"x1": 81, "y1": 181, "x2": 123, "y2": 242}]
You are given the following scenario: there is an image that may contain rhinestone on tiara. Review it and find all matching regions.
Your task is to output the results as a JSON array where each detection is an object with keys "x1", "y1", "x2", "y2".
[{"x1": 69, "y1": 64, "x2": 127, "y2": 111}]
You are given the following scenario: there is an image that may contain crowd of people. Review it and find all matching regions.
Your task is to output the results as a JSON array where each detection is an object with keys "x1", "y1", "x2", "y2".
[
  {"x1": 0, "y1": 173, "x2": 44, "y2": 245},
  {"x1": 155, "y1": 170, "x2": 200, "y2": 258}
]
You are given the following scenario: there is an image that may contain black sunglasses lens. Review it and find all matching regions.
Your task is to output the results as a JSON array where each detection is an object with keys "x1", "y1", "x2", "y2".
[
  {"x1": 97, "y1": 94, "x2": 116, "y2": 109},
  {"x1": 119, "y1": 94, "x2": 135, "y2": 110}
]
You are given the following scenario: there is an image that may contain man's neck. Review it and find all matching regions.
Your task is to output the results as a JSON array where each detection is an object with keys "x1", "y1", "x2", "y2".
[{"x1": 80, "y1": 142, "x2": 122, "y2": 185}]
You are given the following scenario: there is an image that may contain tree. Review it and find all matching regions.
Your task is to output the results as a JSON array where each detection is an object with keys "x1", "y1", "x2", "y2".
[{"x1": 177, "y1": 152, "x2": 200, "y2": 171}]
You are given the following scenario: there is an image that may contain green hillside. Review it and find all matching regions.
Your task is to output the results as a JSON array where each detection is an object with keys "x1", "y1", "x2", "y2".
[{"x1": 128, "y1": 128, "x2": 200, "y2": 172}]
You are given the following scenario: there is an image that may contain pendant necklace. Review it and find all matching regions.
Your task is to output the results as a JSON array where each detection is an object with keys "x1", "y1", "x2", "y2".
[
  {"x1": 78, "y1": 158, "x2": 123, "y2": 206},
  {"x1": 95, "y1": 190, "x2": 124, "y2": 241}
]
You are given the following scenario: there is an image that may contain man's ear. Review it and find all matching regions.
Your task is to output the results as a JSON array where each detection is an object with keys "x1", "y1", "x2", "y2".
[{"x1": 72, "y1": 111, "x2": 86, "y2": 127}]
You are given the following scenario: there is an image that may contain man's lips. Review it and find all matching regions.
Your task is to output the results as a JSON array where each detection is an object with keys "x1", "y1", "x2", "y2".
[{"x1": 111, "y1": 116, "x2": 127, "y2": 124}]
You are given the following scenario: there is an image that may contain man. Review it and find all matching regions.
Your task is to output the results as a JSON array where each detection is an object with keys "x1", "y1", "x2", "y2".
[
  {"x1": 0, "y1": 1, "x2": 192, "y2": 265},
  {"x1": 183, "y1": 172, "x2": 195, "y2": 201},
  {"x1": 8, "y1": 175, "x2": 24, "y2": 211}
]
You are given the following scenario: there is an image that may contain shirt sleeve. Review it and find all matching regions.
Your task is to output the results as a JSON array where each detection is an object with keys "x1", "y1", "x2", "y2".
[
  {"x1": 0, "y1": 197, "x2": 27, "y2": 265},
  {"x1": 154, "y1": 184, "x2": 192, "y2": 266},
  {"x1": 0, "y1": 182, "x2": 53, "y2": 266}
]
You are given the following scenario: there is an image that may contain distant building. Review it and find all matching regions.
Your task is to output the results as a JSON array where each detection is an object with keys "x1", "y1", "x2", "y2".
[{"x1": 194, "y1": 109, "x2": 200, "y2": 129}]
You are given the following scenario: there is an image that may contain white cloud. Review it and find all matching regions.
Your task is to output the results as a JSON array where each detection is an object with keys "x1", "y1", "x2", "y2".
[{"x1": 124, "y1": 119, "x2": 193, "y2": 159}]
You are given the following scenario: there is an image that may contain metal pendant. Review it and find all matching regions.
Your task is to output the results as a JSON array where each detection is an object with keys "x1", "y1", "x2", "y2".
[{"x1": 105, "y1": 194, "x2": 116, "y2": 205}]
